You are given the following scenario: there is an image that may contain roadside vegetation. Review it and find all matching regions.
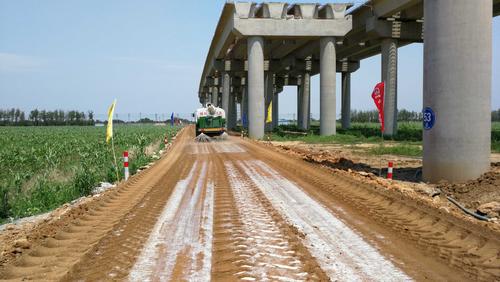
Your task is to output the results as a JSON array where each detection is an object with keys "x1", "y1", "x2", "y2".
[{"x1": 0, "y1": 125, "x2": 180, "y2": 223}]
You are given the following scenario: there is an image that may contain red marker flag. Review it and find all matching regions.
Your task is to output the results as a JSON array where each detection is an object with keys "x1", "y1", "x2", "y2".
[{"x1": 371, "y1": 82, "x2": 385, "y2": 132}]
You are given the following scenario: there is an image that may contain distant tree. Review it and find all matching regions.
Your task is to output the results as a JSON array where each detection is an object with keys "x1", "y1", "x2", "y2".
[
  {"x1": 492, "y1": 109, "x2": 500, "y2": 122},
  {"x1": 19, "y1": 111, "x2": 26, "y2": 125},
  {"x1": 30, "y1": 109, "x2": 39, "y2": 125},
  {"x1": 14, "y1": 109, "x2": 20, "y2": 123},
  {"x1": 87, "y1": 111, "x2": 95, "y2": 125},
  {"x1": 138, "y1": 118, "x2": 154, "y2": 124}
]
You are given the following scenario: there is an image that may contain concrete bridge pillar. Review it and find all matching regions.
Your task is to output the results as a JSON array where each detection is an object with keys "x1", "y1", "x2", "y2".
[
  {"x1": 211, "y1": 86, "x2": 219, "y2": 107},
  {"x1": 228, "y1": 93, "x2": 237, "y2": 130},
  {"x1": 265, "y1": 72, "x2": 274, "y2": 132},
  {"x1": 299, "y1": 73, "x2": 311, "y2": 131},
  {"x1": 248, "y1": 36, "x2": 265, "y2": 139},
  {"x1": 320, "y1": 37, "x2": 337, "y2": 136},
  {"x1": 221, "y1": 73, "x2": 230, "y2": 114},
  {"x1": 423, "y1": 0, "x2": 492, "y2": 183},
  {"x1": 297, "y1": 87, "x2": 303, "y2": 129},
  {"x1": 272, "y1": 90, "x2": 279, "y2": 129},
  {"x1": 242, "y1": 84, "x2": 248, "y2": 129},
  {"x1": 200, "y1": 94, "x2": 205, "y2": 106},
  {"x1": 381, "y1": 38, "x2": 398, "y2": 136},
  {"x1": 341, "y1": 72, "x2": 351, "y2": 130},
  {"x1": 203, "y1": 94, "x2": 209, "y2": 106}
]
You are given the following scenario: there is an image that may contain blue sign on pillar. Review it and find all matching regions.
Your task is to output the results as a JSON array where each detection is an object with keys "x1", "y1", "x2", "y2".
[
  {"x1": 423, "y1": 107, "x2": 435, "y2": 130},
  {"x1": 242, "y1": 113, "x2": 248, "y2": 128}
]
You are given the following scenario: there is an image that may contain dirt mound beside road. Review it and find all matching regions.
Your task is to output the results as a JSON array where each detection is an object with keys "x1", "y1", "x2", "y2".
[{"x1": 438, "y1": 169, "x2": 500, "y2": 213}]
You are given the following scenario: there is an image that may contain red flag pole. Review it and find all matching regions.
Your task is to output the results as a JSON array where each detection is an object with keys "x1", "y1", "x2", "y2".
[
  {"x1": 380, "y1": 82, "x2": 384, "y2": 177},
  {"x1": 378, "y1": 112, "x2": 384, "y2": 177},
  {"x1": 380, "y1": 81, "x2": 385, "y2": 178},
  {"x1": 371, "y1": 81, "x2": 385, "y2": 177}
]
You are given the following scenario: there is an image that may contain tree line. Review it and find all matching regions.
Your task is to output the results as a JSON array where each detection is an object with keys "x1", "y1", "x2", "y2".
[
  {"x1": 492, "y1": 109, "x2": 500, "y2": 122},
  {"x1": 351, "y1": 109, "x2": 423, "y2": 123},
  {"x1": 0, "y1": 108, "x2": 95, "y2": 126}
]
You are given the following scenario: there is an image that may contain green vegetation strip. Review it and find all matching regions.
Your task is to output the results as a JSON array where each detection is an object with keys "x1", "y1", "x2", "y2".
[
  {"x1": 0, "y1": 125, "x2": 181, "y2": 222},
  {"x1": 368, "y1": 144, "x2": 422, "y2": 157}
]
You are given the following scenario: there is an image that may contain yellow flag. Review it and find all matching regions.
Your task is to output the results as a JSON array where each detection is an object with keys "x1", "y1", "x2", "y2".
[
  {"x1": 266, "y1": 101, "x2": 272, "y2": 124},
  {"x1": 106, "y1": 99, "x2": 116, "y2": 143}
]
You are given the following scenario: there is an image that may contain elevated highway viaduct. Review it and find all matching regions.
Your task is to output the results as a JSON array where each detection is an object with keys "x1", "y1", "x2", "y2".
[{"x1": 198, "y1": 0, "x2": 500, "y2": 183}]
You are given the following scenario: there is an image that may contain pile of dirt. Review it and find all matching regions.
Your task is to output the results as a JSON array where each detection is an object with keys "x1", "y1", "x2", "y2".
[
  {"x1": 276, "y1": 144, "x2": 422, "y2": 182},
  {"x1": 437, "y1": 170, "x2": 500, "y2": 216}
]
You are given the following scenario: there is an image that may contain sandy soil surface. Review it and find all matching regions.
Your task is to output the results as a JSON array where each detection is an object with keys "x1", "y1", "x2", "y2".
[{"x1": 0, "y1": 126, "x2": 499, "y2": 281}]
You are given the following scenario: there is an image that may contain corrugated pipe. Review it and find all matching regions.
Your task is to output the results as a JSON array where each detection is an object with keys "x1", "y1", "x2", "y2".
[{"x1": 446, "y1": 196, "x2": 490, "y2": 222}]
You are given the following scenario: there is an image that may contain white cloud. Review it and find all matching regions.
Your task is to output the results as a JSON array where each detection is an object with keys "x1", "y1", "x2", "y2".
[{"x1": 0, "y1": 52, "x2": 46, "y2": 73}]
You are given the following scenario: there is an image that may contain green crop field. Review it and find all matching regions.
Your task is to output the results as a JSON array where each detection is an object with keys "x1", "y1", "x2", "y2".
[{"x1": 0, "y1": 125, "x2": 181, "y2": 223}]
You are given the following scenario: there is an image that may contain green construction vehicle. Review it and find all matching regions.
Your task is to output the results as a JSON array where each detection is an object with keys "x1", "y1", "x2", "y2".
[{"x1": 195, "y1": 104, "x2": 226, "y2": 137}]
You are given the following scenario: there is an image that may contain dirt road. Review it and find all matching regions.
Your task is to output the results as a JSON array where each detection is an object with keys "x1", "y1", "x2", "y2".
[{"x1": 1, "y1": 127, "x2": 499, "y2": 281}]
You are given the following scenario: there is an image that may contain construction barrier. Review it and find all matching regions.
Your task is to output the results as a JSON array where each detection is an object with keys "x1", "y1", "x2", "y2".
[
  {"x1": 124, "y1": 151, "x2": 129, "y2": 180},
  {"x1": 387, "y1": 161, "x2": 393, "y2": 180}
]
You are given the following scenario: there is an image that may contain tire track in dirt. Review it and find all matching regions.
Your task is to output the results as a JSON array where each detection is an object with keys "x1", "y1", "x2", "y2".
[
  {"x1": 63, "y1": 156, "x2": 195, "y2": 281},
  {"x1": 223, "y1": 161, "x2": 326, "y2": 281},
  {"x1": 210, "y1": 152, "x2": 251, "y2": 280},
  {"x1": 240, "y1": 138, "x2": 500, "y2": 281},
  {"x1": 238, "y1": 159, "x2": 410, "y2": 280},
  {"x1": 0, "y1": 128, "x2": 191, "y2": 281},
  {"x1": 211, "y1": 147, "x2": 327, "y2": 281}
]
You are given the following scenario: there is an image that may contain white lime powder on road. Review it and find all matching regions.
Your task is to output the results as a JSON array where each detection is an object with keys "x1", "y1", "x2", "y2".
[
  {"x1": 128, "y1": 160, "x2": 214, "y2": 281},
  {"x1": 238, "y1": 159, "x2": 412, "y2": 281}
]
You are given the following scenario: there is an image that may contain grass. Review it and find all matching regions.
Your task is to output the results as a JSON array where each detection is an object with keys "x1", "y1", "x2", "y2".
[
  {"x1": 493, "y1": 121, "x2": 500, "y2": 131},
  {"x1": 0, "y1": 125, "x2": 181, "y2": 223},
  {"x1": 492, "y1": 122, "x2": 500, "y2": 153},
  {"x1": 368, "y1": 144, "x2": 422, "y2": 157}
]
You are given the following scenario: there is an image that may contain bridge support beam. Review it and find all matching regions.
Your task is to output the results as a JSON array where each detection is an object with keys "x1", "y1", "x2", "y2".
[
  {"x1": 211, "y1": 86, "x2": 219, "y2": 107},
  {"x1": 272, "y1": 91, "x2": 279, "y2": 129},
  {"x1": 241, "y1": 85, "x2": 248, "y2": 129},
  {"x1": 341, "y1": 72, "x2": 351, "y2": 130},
  {"x1": 320, "y1": 37, "x2": 337, "y2": 136},
  {"x1": 228, "y1": 93, "x2": 237, "y2": 130},
  {"x1": 381, "y1": 38, "x2": 398, "y2": 136},
  {"x1": 423, "y1": 0, "x2": 492, "y2": 183},
  {"x1": 221, "y1": 73, "x2": 230, "y2": 114},
  {"x1": 265, "y1": 72, "x2": 274, "y2": 132},
  {"x1": 299, "y1": 73, "x2": 311, "y2": 131},
  {"x1": 297, "y1": 87, "x2": 303, "y2": 128},
  {"x1": 248, "y1": 36, "x2": 265, "y2": 139}
]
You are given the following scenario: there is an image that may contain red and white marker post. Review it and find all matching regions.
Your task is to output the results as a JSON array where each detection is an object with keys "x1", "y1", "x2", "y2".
[
  {"x1": 387, "y1": 161, "x2": 393, "y2": 180},
  {"x1": 123, "y1": 151, "x2": 129, "y2": 180}
]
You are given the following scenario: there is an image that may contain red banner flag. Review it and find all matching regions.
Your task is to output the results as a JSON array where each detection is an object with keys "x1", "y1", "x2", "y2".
[{"x1": 371, "y1": 82, "x2": 385, "y2": 132}]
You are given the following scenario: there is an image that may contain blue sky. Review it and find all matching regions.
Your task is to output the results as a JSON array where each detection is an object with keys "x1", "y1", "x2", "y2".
[{"x1": 0, "y1": 1, "x2": 499, "y2": 120}]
